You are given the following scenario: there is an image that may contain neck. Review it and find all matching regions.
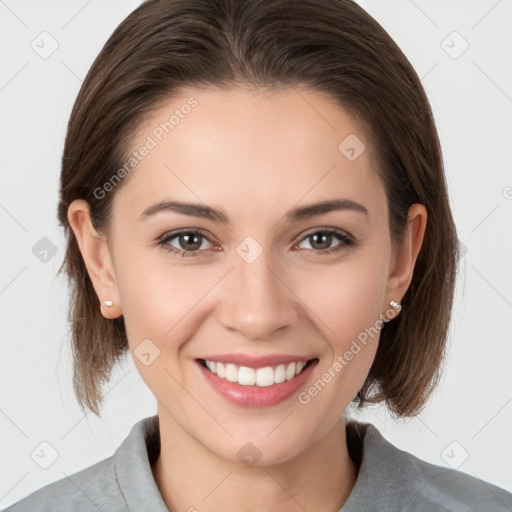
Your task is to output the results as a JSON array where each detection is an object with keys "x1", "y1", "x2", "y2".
[{"x1": 151, "y1": 407, "x2": 358, "y2": 512}]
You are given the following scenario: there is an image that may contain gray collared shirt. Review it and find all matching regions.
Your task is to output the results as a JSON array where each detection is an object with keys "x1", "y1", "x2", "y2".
[{"x1": 4, "y1": 415, "x2": 512, "y2": 511}]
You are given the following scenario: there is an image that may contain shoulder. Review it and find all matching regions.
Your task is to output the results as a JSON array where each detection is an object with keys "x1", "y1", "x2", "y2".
[
  {"x1": 344, "y1": 420, "x2": 512, "y2": 512},
  {"x1": 2, "y1": 416, "x2": 163, "y2": 512},
  {"x1": 2, "y1": 455, "x2": 126, "y2": 512}
]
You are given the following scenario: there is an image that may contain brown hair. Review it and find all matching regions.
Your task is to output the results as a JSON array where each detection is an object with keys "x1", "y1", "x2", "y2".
[{"x1": 57, "y1": 0, "x2": 459, "y2": 418}]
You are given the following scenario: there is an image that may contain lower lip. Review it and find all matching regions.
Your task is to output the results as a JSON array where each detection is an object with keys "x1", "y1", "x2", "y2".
[{"x1": 196, "y1": 359, "x2": 318, "y2": 408}]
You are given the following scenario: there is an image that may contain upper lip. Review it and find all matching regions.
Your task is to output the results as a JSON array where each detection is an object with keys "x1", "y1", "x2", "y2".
[{"x1": 198, "y1": 354, "x2": 317, "y2": 368}]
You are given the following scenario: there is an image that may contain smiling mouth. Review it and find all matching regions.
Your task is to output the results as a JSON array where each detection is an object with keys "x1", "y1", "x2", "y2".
[{"x1": 197, "y1": 358, "x2": 318, "y2": 387}]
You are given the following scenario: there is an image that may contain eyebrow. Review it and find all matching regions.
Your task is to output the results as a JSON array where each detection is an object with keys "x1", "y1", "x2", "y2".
[{"x1": 138, "y1": 198, "x2": 369, "y2": 224}]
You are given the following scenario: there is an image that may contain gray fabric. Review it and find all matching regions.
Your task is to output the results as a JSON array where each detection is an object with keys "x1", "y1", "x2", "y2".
[{"x1": 4, "y1": 415, "x2": 512, "y2": 511}]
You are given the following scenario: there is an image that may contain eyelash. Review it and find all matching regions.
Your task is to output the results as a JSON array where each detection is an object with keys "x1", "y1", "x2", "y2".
[{"x1": 156, "y1": 228, "x2": 355, "y2": 258}]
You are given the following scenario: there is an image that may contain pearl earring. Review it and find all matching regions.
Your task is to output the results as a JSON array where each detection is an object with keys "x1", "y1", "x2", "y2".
[
  {"x1": 104, "y1": 300, "x2": 114, "y2": 307},
  {"x1": 390, "y1": 300, "x2": 402, "y2": 311},
  {"x1": 383, "y1": 300, "x2": 402, "y2": 323}
]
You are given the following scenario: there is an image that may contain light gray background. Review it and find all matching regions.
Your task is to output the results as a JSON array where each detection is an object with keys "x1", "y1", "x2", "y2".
[{"x1": 1, "y1": 0, "x2": 511, "y2": 508}]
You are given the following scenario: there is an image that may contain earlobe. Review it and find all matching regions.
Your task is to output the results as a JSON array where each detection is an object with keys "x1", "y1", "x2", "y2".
[
  {"x1": 385, "y1": 203, "x2": 428, "y2": 309},
  {"x1": 67, "y1": 199, "x2": 122, "y2": 319}
]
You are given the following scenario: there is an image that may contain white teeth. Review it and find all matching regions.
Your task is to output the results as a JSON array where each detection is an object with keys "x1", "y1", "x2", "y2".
[
  {"x1": 238, "y1": 366, "x2": 256, "y2": 385},
  {"x1": 202, "y1": 359, "x2": 310, "y2": 387},
  {"x1": 274, "y1": 364, "x2": 286, "y2": 384},
  {"x1": 285, "y1": 362, "x2": 296, "y2": 380},
  {"x1": 205, "y1": 360, "x2": 217, "y2": 374},
  {"x1": 295, "y1": 361, "x2": 306, "y2": 375},
  {"x1": 256, "y1": 367, "x2": 274, "y2": 387},
  {"x1": 216, "y1": 362, "x2": 226, "y2": 378},
  {"x1": 225, "y1": 364, "x2": 238, "y2": 382}
]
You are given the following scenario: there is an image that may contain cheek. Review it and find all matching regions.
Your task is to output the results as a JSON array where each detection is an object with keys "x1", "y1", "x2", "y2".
[
  {"x1": 113, "y1": 255, "x2": 211, "y2": 400},
  {"x1": 294, "y1": 253, "x2": 388, "y2": 400},
  {"x1": 295, "y1": 254, "x2": 388, "y2": 347},
  {"x1": 114, "y1": 250, "x2": 225, "y2": 354},
  {"x1": 116, "y1": 261, "x2": 173, "y2": 341}
]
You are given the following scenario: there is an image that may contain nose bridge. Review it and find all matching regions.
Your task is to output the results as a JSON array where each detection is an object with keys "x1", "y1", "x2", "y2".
[{"x1": 218, "y1": 244, "x2": 299, "y2": 339}]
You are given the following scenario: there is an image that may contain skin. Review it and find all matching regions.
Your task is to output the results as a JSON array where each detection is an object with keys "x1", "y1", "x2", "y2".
[{"x1": 68, "y1": 85, "x2": 426, "y2": 512}]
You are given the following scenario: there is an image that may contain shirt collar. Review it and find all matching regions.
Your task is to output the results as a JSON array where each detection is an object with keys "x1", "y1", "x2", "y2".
[
  {"x1": 339, "y1": 420, "x2": 423, "y2": 511},
  {"x1": 114, "y1": 415, "x2": 169, "y2": 511}
]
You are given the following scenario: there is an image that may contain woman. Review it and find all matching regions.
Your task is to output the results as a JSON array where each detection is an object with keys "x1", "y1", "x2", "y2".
[{"x1": 5, "y1": 0, "x2": 511, "y2": 510}]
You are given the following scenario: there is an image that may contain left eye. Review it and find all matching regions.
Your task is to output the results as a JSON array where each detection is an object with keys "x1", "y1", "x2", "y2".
[{"x1": 296, "y1": 230, "x2": 352, "y2": 252}]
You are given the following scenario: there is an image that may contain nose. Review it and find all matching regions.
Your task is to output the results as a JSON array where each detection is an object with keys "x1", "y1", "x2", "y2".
[{"x1": 217, "y1": 250, "x2": 300, "y2": 340}]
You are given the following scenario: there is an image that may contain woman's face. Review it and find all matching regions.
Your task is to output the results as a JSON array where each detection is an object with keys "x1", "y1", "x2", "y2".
[{"x1": 88, "y1": 86, "x2": 423, "y2": 465}]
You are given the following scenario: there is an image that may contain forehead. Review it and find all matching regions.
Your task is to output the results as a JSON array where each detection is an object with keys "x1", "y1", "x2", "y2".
[{"x1": 115, "y1": 85, "x2": 386, "y2": 221}]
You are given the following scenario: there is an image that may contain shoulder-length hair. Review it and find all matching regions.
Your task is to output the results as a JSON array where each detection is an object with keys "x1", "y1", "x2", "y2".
[{"x1": 57, "y1": 0, "x2": 460, "y2": 417}]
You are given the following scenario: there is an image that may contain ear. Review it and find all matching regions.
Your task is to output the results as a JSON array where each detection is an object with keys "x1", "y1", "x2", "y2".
[
  {"x1": 67, "y1": 199, "x2": 122, "y2": 319},
  {"x1": 384, "y1": 203, "x2": 427, "y2": 318}
]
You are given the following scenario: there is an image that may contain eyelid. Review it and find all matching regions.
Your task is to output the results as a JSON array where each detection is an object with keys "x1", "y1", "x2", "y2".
[
  {"x1": 296, "y1": 226, "x2": 353, "y2": 243},
  {"x1": 158, "y1": 227, "x2": 212, "y2": 240},
  {"x1": 157, "y1": 228, "x2": 217, "y2": 250}
]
